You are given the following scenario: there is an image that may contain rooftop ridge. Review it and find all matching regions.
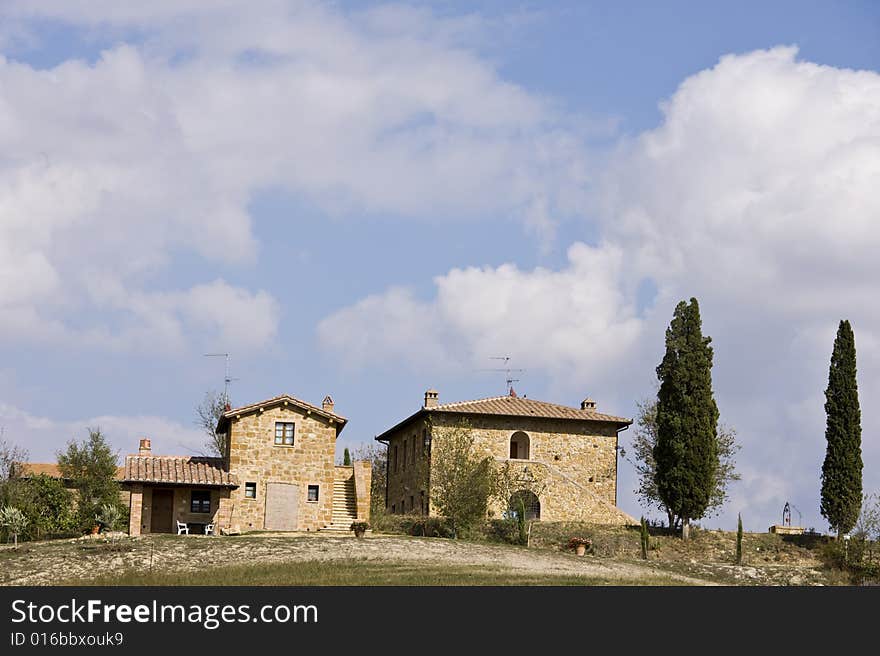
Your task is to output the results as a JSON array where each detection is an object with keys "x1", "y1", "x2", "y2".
[
  {"x1": 434, "y1": 395, "x2": 511, "y2": 409},
  {"x1": 222, "y1": 393, "x2": 348, "y2": 423}
]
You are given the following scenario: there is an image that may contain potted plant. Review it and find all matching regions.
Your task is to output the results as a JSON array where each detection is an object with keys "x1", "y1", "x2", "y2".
[
  {"x1": 567, "y1": 537, "x2": 592, "y2": 556},
  {"x1": 350, "y1": 521, "x2": 370, "y2": 538}
]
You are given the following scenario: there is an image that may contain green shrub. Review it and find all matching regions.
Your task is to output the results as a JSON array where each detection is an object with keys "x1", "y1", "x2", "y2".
[
  {"x1": 0, "y1": 506, "x2": 28, "y2": 546},
  {"x1": 820, "y1": 537, "x2": 880, "y2": 584},
  {"x1": 486, "y1": 518, "x2": 520, "y2": 544}
]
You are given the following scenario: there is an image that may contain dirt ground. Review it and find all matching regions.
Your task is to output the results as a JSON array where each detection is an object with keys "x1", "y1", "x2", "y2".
[{"x1": 0, "y1": 530, "x2": 834, "y2": 586}]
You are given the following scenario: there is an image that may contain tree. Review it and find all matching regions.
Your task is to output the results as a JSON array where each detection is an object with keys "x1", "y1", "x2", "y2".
[
  {"x1": 0, "y1": 506, "x2": 28, "y2": 547},
  {"x1": 736, "y1": 513, "x2": 743, "y2": 565},
  {"x1": 820, "y1": 319, "x2": 863, "y2": 537},
  {"x1": 653, "y1": 298, "x2": 720, "y2": 540},
  {"x1": 196, "y1": 390, "x2": 228, "y2": 458},
  {"x1": 12, "y1": 475, "x2": 75, "y2": 540},
  {"x1": 429, "y1": 420, "x2": 492, "y2": 538},
  {"x1": 0, "y1": 436, "x2": 28, "y2": 481},
  {"x1": 57, "y1": 428, "x2": 123, "y2": 532},
  {"x1": 630, "y1": 398, "x2": 739, "y2": 529},
  {"x1": 343, "y1": 447, "x2": 351, "y2": 466}
]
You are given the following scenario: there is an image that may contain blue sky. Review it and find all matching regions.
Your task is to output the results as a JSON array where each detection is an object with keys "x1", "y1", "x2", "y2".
[{"x1": 1, "y1": 1, "x2": 878, "y2": 533}]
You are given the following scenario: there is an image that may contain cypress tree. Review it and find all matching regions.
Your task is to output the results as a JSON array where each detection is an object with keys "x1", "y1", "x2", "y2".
[
  {"x1": 640, "y1": 516, "x2": 649, "y2": 560},
  {"x1": 820, "y1": 320, "x2": 862, "y2": 537},
  {"x1": 735, "y1": 513, "x2": 743, "y2": 565},
  {"x1": 343, "y1": 447, "x2": 352, "y2": 466},
  {"x1": 653, "y1": 298, "x2": 719, "y2": 540}
]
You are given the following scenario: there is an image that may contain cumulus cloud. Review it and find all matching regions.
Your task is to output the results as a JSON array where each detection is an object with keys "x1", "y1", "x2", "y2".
[
  {"x1": 319, "y1": 47, "x2": 880, "y2": 530},
  {"x1": 0, "y1": 401, "x2": 208, "y2": 462},
  {"x1": 319, "y1": 241, "x2": 643, "y2": 384},
  {"x1": 0, "y1": 2, "x2": 595, "y2": 353}
]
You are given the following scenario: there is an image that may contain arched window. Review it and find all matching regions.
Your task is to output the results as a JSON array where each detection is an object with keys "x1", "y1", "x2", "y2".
[
  {"x1": 509, "y1": 490, "x2": 540, "y2": 521},
  {"x1": 509, "y1": 431, "x2": 530, "y2": 460}
]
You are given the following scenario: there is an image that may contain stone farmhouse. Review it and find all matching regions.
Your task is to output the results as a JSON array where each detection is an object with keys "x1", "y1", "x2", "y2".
[
  {"x1": 124, "y1": 394, "x2": 371, "y2": 535},
  {"x1": 377, "y1": 389, "x2": 636, "y2": 525}
]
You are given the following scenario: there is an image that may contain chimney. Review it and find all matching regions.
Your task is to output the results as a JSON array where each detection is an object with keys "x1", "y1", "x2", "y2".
[
  {"x1": 581, "y1": 398, "x2": 596, "y2": 411},
  {"x1": 138, "y1": 438, "x2": 152, "y2": 455},
  {"x1": 424, "y1": 389, "x2": 439, "y2": 409},
  {"x1": 322, "y1": 395, "x2": 335, "y2": 413}
]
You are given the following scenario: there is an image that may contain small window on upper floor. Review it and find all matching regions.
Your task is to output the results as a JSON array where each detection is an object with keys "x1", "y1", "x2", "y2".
[
  {"x1": 245, "y1": 482, "x2": 256, "y2": 499},
  {"x1": 274, "y1": 422, "x2": 295, "y2": 446},
  {"x1": 510, "y1": 431, "x2": 530, "y2": 460},
  {"x1": 307, "y1": 485, "x2": 319, "y2": 502}
]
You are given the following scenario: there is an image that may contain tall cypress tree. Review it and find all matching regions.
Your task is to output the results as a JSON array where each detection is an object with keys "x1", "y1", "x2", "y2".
[
  {"x1": 820, "y1": 320, "x2": 862, "y2": 537},
  {"x1": 653, "y1": 298, "x2": 719, "y2": 540}
]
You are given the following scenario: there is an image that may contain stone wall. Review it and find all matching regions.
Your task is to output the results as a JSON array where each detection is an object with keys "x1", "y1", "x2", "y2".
[
  {"x1": 353, "y1": 460, "x2": 372, "y2": 522},
  {"x1": 128, "y1": 484, "x2": 143, "y2": 536},
  {"x1": 384, "y1": 418, "x2": 431, "y2": 515},
  {"x1": 226, "y1": 403, "x2": 338, "y2": 531},
  {"x1": 384, "y1": 412, "x2": 633, "y2": 525}
]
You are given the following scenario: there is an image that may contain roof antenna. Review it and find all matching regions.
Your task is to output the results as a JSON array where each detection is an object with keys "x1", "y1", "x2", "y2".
[
  {"x1": 204, "y1": 353, "x2": 238, "y2": 409},
  {"x1": 486, "y1": 356, "x2": 525, "y2": 395}
]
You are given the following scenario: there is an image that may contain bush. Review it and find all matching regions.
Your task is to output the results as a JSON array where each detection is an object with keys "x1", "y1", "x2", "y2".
[
  {"x1": 486, "y1": 518, "x2": 520, "y2": 544},
  {"x1": 96, "y1": 503, "x2": 122, "y2": 532},
  {"x1": 369, "y1": 513, "x2": 454, "y2": 538},
  {"x1": 0, "y1": 474, "x2": 76, "y2": 541},
  {"x1": 820, "y1": 537, "x2": 880, "y2": 584},
  {"x1": 0, "y1": 505, "x2": 28, "y2": 546}
]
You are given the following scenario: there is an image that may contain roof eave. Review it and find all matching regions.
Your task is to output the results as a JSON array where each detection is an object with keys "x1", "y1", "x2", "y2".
[{"x1": 217, "y1": 395, "x2": 348, "y2": 435}]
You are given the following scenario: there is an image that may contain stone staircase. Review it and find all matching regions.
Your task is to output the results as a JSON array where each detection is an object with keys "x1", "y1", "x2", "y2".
[{"x1": 322, "y1": 477, "x2": 359, "y2": 532}]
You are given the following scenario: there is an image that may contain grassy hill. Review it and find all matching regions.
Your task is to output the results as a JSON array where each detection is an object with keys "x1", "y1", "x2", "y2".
[{"x1": 0, "y1": 521, "x2": 861, "y2": 586}]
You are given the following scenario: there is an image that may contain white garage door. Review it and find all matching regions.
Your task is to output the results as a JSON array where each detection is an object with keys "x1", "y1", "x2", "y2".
[{"x1": 264, "y1": 482, "x2": 299, "y2": 531}]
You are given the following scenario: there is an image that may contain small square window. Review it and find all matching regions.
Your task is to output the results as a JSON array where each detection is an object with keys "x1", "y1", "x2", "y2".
[
  {"x1": 307, "y1": 485, "x2": 319, "y2": 502},
  {"x1": 190, "y1": 490, "x2": 211, "y2": 514},
  {"x1": 245, "y1": 482, "x2": 256, "y2": 499},
  {"x1": 274, "y1": 422, "x2": 295, "y2": 445}
]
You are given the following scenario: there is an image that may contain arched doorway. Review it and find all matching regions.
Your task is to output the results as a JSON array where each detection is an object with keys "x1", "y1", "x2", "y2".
[
  {"x1": 509, "y1": 431, "x2": 530, "y2": 459},
  {"x1": 509, "y1": 490, "x2": 540, "y2": 521}
]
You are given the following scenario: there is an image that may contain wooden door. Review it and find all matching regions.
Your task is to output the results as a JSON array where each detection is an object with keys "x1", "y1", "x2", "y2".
[
  {"x1": 151, "y1": 489, "x2": 174, "y2": 533},
  {"x1": 264, "y1": 483, "x2": 299, "y2": 531}
]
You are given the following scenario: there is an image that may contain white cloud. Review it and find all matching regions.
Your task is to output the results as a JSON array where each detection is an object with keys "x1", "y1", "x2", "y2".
[
  {"x1": 0, "y1": 3, "x2": 595, "y2": 353},
  {"x1": 0, "y1": 402, "x2": 208, "y2": 463},
  {"x1": 319, "y1": 241, "x2": 643, "y2": 384},
  {"x1": 320, "y1": 47, "x2": 880, "y2": 531}
]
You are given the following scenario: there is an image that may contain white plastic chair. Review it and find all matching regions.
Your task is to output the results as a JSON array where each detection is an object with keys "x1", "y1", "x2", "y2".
[
  {"x1": 204, "y1": 523, "x2": 215, "y2": 536},
  {"x1": 176, "y1": 520, "x2": 189, "y2": 535}
]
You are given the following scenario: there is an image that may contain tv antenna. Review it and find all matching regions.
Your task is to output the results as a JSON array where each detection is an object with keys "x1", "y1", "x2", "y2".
[
  {"x1": 783, "y1": 501, "x2": 802, "y2": 527},
  {"x1": 482, "y1": 356, "x2": 525, "y2": 395},
  {"x1": 204, "y1": 353, "x2": 238, "y2": 408}
]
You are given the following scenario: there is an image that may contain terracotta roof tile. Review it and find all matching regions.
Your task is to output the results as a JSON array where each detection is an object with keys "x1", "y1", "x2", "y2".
[
  {"x1": 433, "y1": 396, "x2": 631, "y2": 424},
  {"x1": 20, "y1": 463, "x2": 125, "y2": 480},
  {"x1": 123, "y1": 455, "x2": 236, "y2": 487},
  {"x1": 376, "y1": 395, "x2": 631, "y2": 442}
]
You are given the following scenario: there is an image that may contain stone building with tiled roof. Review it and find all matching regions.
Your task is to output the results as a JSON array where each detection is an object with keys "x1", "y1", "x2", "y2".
[
  {"x1": 125, "y1": 394, "x2": 371, "y2": 535},
  {"x1": 376, "y1": 389, "x2": 636, "y2": 525}
]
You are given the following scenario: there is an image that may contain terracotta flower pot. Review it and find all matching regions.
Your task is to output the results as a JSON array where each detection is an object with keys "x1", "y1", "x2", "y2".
[
  {"x1": 575, "y1": 543, "x2": 586, "y2": 556},
  {"x1": 91, "y1": 525, "x2": 100, "y2": 535}
]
